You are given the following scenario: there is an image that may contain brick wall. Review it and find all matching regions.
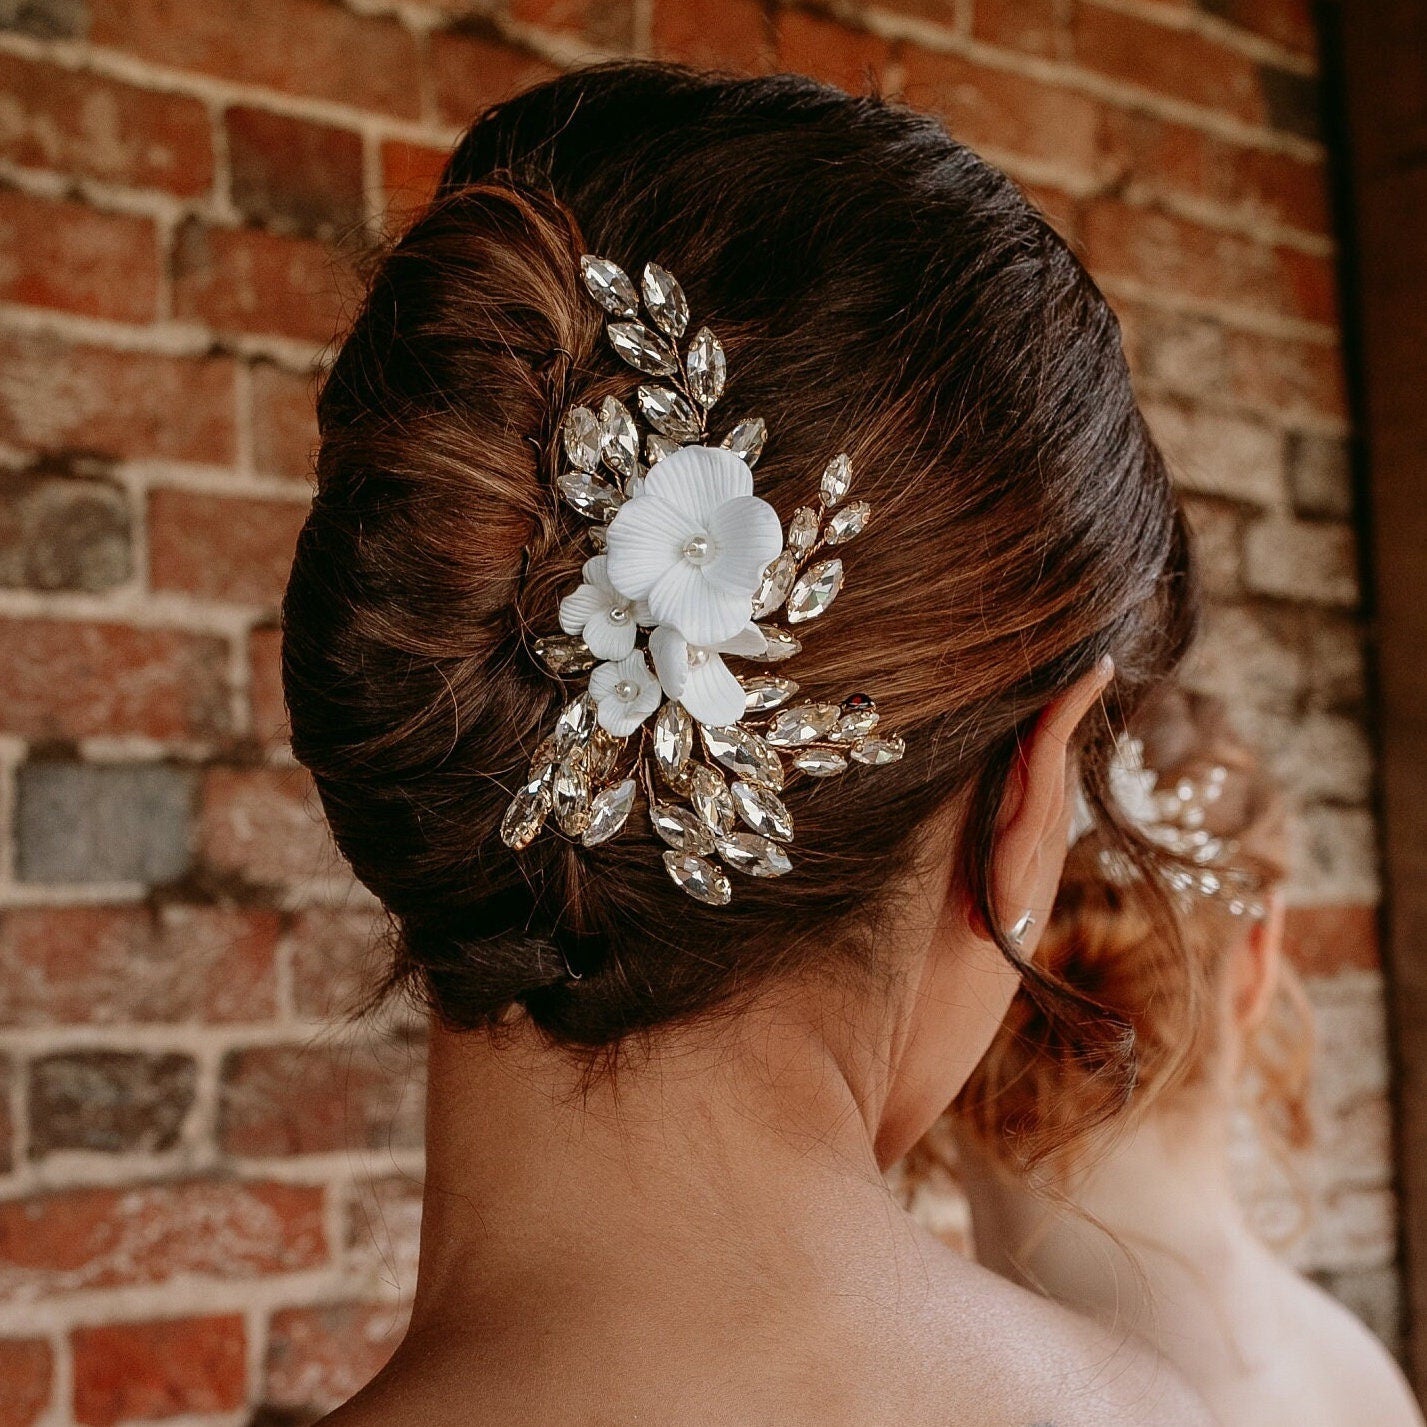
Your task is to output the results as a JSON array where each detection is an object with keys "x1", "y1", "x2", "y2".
[{"x1": 0, "y1": 1, "x2": 1386, "y2": 1422}]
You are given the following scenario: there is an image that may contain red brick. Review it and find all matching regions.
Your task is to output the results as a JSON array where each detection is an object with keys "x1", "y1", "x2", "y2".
[
  {"x1": 379, "y1": 138, "x2": 449, "y2": 231},
  {"x1": 1225, "y1": 327, "x2": 1348, "y2": 422},
  {"x1": 507, "y1": 0, "x2": 635, "y2": 45},
  {"x1": 250, "y1": 361, "x2": 318, "y2": 483},
  {"x1": 973, "y1": 0, "x2": 1065, "y2": 56},
  {"x1": 345, "y1": 1173, "x2": 421, "y2": 1287},
  {"x1": 220, "y1": 1037, "x2": 425, "y2": 1158},
  {"x1": 1083, "y1": 198, "x2": 1338, "y2": 325},
  {"x1": 172, "y1": 221, "x2": 354, "y2": 345},
  {"x1": 200, "y1": 766, "x2": 337, "y2": 891},
  {"x1": 148, "y1": 488, "x2": 308, "y2": 607},
  {"x1": 0, "y1": 1338, "x2": 51, "y2": 1426},
  {"x1": 0, "y1": 1060, "x2": 11, "y2": 1176},
  {"x1": 0, "y1": 190, "x2": 159, "y2": 323},
  {"x1": 287, "y1": 907, "x2": 383, "y2": 1021},
  {"x1": 1284, "y1": 903, "x2": 1380, "y2": 977},
  {"x1": 902, "y1": 47, "x2": 1103, "y2": 175},
  {"x1": 0, "y1": 905, "x2": 280, "y2": 1026},
  {"x1": 776, "y1": 9, "x2": 897, "y2": 95},
  {"x1": 265, "y1": 1303, "x2": 404, "y2": 1416},
  {"x1": 227, "y1": 107, "x2": 366, "y2": 241},
  {"x1": 428, "y1": 29, "x2": 560, "y2": 130},
  {"x1": 0, "y1": 1180, "x2": 327, "y2": 1299},
  {"x1": 1021, "y1": 181, "x2": 1080, "y2": 242},
  {"x1": 652, "y1": 0, "x2": 772, "y2": 70},
  {"x1": 73, "y1": 1315, "x2": 246, "y2": 1427},
  {"x1": 1072, "y1": 4, "x2": 1268, "y2": 125},
  {"x1": 0, "y1": 334, "x2": 235, "y2": 464},
  {"x1": 0, "y1": 617, "x2": 230, "y2": 741},
  {"x1": 249, "y1": 625, "x2": 286, "y2": 743},
  {"x1": 0, "y1": 52, "x2": 213, "y2": 197},
  {"x1": 90, "y1": 0, "x2": 421, "y2": 118},
  {"x1": 1201, "y1": 0, "x2": 1317, "y2": 58}
]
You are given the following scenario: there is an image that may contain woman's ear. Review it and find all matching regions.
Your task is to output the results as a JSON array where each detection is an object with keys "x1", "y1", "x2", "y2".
[{"x1": 1230, "y1": 889, "x2": 1286, "y2": 1034}]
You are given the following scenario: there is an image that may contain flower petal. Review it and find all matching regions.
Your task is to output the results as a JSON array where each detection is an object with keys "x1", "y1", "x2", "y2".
[
  {"x1": 605, "y1": 494, "x2": 691, "y2": 600},
  {"x1": 649, "y1": 625, "x2": 690, "y2": 698},
  {"x1": 644, "y1": 444, "x2": 753, "y2": 525},
  {"x1": 648, "y1": 559, "x2": 753, "y2": 646},
  {"x1": 582, "y1": 608, "x2": 638, "y2": 660},
  {"x1": 679, "y1": 652, "x2": 747, "y2": 727},
  {"x1": 581, "y1": 554, "x2": 613, "y2": 593},
  {"x1": 559, "y1": 582, "x2": 610, "y2": 636},
  {"x1": 719, "y1": 623, "x2": 769, "y2": 657},
  {"x1": 591, "y1": 651, "x2": 661, "y2": 737},
  {"x1": 703, "y1": 495, "x2": 786, "y2": 596}
]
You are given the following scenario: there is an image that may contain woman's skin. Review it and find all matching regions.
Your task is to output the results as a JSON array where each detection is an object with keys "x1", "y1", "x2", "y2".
[
  {"x1": 959, "y1": 898, "x2": 1424, "y2": 1427},
  {"x1": 321, "y1": 664, "x2": 1212, "y2": 1427}
]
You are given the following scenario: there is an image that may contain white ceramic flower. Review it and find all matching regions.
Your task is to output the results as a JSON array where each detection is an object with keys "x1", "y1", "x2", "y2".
[
  {"x1": 558, "y1": 555, "x2": 650, "y2": 660},
  {"x1": 589, "y1": 650, "x2": 662, "y2": 737},
  {"x1": 649, "y1": 623, "x2": 767, "y2": 728},
  {"x1": 604, "y1": 444, "x2": 783, "y2": 647}
]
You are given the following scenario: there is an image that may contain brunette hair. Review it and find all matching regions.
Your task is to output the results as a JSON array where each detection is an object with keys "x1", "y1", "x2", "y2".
[{"x1": 282, "y1": 64, "x2": 1197, "y2": 1056}]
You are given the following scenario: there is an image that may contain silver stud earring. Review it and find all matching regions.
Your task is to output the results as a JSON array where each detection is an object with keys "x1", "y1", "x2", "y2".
[{"x1": 1009, "y1": 911, "x2": 1036, "y2": 949}]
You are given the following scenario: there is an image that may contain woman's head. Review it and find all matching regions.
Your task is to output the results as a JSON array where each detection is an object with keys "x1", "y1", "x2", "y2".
[{"x1": 282, "y1": 64, "x2": 1195, "y2": 1075}]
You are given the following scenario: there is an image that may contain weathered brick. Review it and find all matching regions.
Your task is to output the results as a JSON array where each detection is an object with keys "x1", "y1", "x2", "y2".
[
  {"x1": 1244, "y1": 515, "x2": 1359, "y2": 605},
  {"x1": 0, "y1": 190, "x2": 159, "y2": 323},
  {"x1": 250, "y1": 361, "x2": 318, "y2": 483},
  {"x1": 0, "y1": 474, "x2": 131, "y2": 593},
  {"x1": 1181, "y1": 495, "x2": 1243, "y2": 596},
  {"x1": 0, "y1": 0, "x2": 83, "y2": 38},
  {"x1": 1182, "y1": 602, "x2": 1302, "y2": 715},
  {"x1": 199, "y1": 765, "x2": 337, "y2": 892},
  {"x1": 1290, "y1": 806, "x2": 1379, "y2": 905},
  {"x1": 0, "y1": 52, "x2": 213, "y2": 196},
  {"x1": 73, "y1": 1315, "x2": 246, "y2": 1427},
  {"x1": 1270, "y1": 710, "x2": 1374, "y2": 804},
  {"x1": 379, "y1": 139, "x2": 449, "y2": 231},
  {"x1": 148, "y1": 488, "x2": 308, "y2": 607},
  {"x1": 1201, "y1": 0, "x2": 1318, "y2": 57},
  {"x1": 287, "y1": 906, "x2": 383, "y2": 1021},
  {"x1": 227, "y1": 107, "x2": 366, "y2": 242},
  {"x1": 0, "y1": 1338, "x2": 51, "y2": 1426},
  {"x1": 428, "y1": 27, "x2": 560, "y2": 130},
  {"x1": 1124, "y1": 305, "x2": 1229, "y2": 400},
  {"x1": 1144, "y1": 399, "x2": 1284, "y2": 505},
  {"x1": 0, "y1": 905, "x2": 280, "y2": 1026},
  {"x1": 1303, "y1": 611, "x2": 1367, "y2": 712},
  {"x1": 1288, "y1": 430, "x2": 1354, "y2": 519},
  {"x1": 0, "y1": 1180, "x2": 327, "y2": 1300},
  {"x1": 249, "y1": 624, "x2": 286, "y2": 744},
  {"x1": 16, "y1": 762, "x2": 195, "y2": 886},
  {"x1": 652, "y1": 0, "x2": 771, "y2": 69},
  {"x1": 90, "y1": 0, "x2": 421, "y2": 118},
  {"x1": 507, "y1": 0, "x2": 634, "y2": 45},
  {"x1": 973, "y1": 0, "x2": 1064, "y2": 56},
  {"x1": 0, "y1": 618, "x2": 230, "y2": 740},
  {"x1": 1284, "y1": 903, "x2": 1380, "y2": 977},
  {"x1": 1225, "y1": 328, "x2": 1348, "y2": 423},
  {"x1": 0, "y1": 333, "x2": 236, "y2": 464},
  {"x1": 345, "y1": 1173, "x2": 421, "y2": 1291},
  {"x1": 29, "y1": 1051, "x2": 196, "y2": 1157},
  {"x1": 0, "y1": 1058, "x2": 11, "y2": 1175},
  {"x1": 777, "y1": 8, "x2": 897, "y2": 94},
  {"x1": 264, "y1": 1303, "x2": 403, "y2": 1417},
  {"x1": 172, "y1": 220, "x2": 353, "y2": 345}
]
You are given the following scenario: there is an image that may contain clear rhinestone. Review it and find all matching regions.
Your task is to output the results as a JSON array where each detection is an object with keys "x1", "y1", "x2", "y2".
[
  {"x1": 825, "y1": 500, "x2": 870, "y2": 544},
  {"x1": 641, "y1": 262, "x2": 689, "y2": 338},
  {"x1": 608, "y1": 321, "x2": 678, "y2": 376},
  {"x1": 529, "y1": 738, "x2": 559, "y2": 778},
  {"x1": 533, "y1": 634, "x2": 595, "y2": 675},
  {"x1": 721, "y1": 416, "x2": 766, "y2": 466},
  {"x1": 787, "y1": 506, "x2": 819, "y2": 555},
  {"x1": 653, "y1": 700, "x2": 694, "y2": 785},
  {"x1": 582, "y1": 777, "x2": 637, "y2": 846},
  {"x1": 598, "y1": 396, "x2": 640, "y2": 481},
  {"x1": 790, "y1": 748, "x2": 848, "y2": 777},
  {"x1": 553, "y1": 693, "x2": 595, "y2": 756},
  {"x1": 830, "y1": 705, "x2": 880, "y2": 743},
  {"x1": 646, "y1": 433, "x2": 681, "y2": 465},
  {"x1": 764, "y1": 703, "x2": 840, "y2": 747},
  {"x1": 663, "y1": 849, "x2": 732, "y2": 906},
  {"x1": 638, "y1": 384, "x2": 702, "y2": 442},
  {"x1": 686, "y1": 326, "x2": 726, "y2": 408},
  {"x1": 851, "y1": 735, "x2": 905, "y2": 766},
  {"x1": 702, "y1": 724, "x2": 784, "y2": 791},
  {"x1": 741, "y1": 676, "x2": 799, "y2": 712},
  {"x1": 785, "y1": 558, "x2": 844, "y2": 624},
  {"x1": 585, "y1": 726, "x2": 623, "y2": 783},
  {"x1": 552, "y1": 760, "x2": 591, "y2": 835},
  {"x1": 820, "y1": 453, "x2": 852, "y2": 506},
  {"x1": 580, "y1": 254, "x2": 639, "y2": 317},
  {"x1": 650, "y1": 801, "x2": 717, "y2": 856},
  {"x1": 715, "y1": 831, "x2": 792, "y2": 878},
  {"x1": 500, "y1": 778, "x2": 549, "y2": 850},
  {"x1": 745, "y1": 627, "x2": 802, "y2": 663},
  {"x1": 558, "y1": 469, "x2": 623, "y2": 520},
  {"x1": 752, "y1": 550, "x2": 798, "y2": 620},
  {"x1": 689, "y1": 763, "x2": 735, "y2": 834},
  {"x1": 729, "y1": 780, "x2": 793, "y2": 842},
  {"x1": 562, "y1": 405, "x2": 601, "y2": 471}
]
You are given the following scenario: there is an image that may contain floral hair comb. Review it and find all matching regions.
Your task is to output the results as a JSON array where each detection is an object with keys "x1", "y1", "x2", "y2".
[{"x1": 499, "y1": 253, "x2": 905, "y2": 905}]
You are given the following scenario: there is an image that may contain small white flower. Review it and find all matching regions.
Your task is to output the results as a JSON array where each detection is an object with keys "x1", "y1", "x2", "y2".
[
  {"x1": 604, "y1": 444, "x2": 784, "y2": 648},
  {"x1": 589, "y1": 650, "x2": 662, "y2": 737},
  {"x1": 558, "y1": 555, "x2": 650, "y2": 661},
  {"x1": 1069, "y1": 734, "x2": 1161, "y2": 844},
  {"x1": 649, "y1": 623, "x2": 767, "y2": 728}
]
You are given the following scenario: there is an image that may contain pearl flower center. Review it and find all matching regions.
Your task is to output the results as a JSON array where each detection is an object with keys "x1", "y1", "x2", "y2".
[
  {"x1": 687, "y1": 647, "x2": 710, "y2": 669},
  {"x1": 681, "y1": 533, "x2": 713, "y2": 566},
  {"x1": 614, "y1": 679, "x2": 640, "y2": 702},
  {"x1": 607, "y1": 602, "x2": 630, "y2": 624}
]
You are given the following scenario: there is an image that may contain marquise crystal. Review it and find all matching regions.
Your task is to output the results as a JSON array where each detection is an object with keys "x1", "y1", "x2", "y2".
[
  {"x1": 552, "y1": 761, "x2": 592, "y2": 836},
  {"x1": 580, "y1": 254, "x2": 638, "y2": 318},
  {"x1": 852, "y1": 736, "x2": 906, "y2": 766},
  {"x1": 500, "y1": 778, "x2": 550, "y2": 850},
  {"x1": 642, "y1": 262, "x2": 689, "y2": 338},
  {"x1": 765, "y1": 703, "x2": 840, "y2": 747},
  {"x1": 582, "y1": 777, "x2": 637, "y2": 846},
  {"x1": 786, "y1": 558, "x2": 844, "y2": 624},
  {"x1": 790, "y1": 748, "x2": 849, "y2": 777},
  {"x1": 741, "y1": 676, "x2": 799, "y2": 712},
  {"x1": 608, "y1": 321, "x2": 679, "y2": 376},
  {"x1": 558, "y1": 469, "x2": 623, "y2": 520},
  {"x1": 534, "y1": 634, "x2": 596, "y2": 676},
  {"x1": 563, "y1": 405, "x2": 601, "y2": 471},
  {"x1": 788, "y1": 506, "x2": 819, "y2": 555},
  {"x1": 825, "y1": 500, "x2": 870, "y2": 544},
  {"x1": 651, "y1": 801, "x2": 717, "y2": 856},
  {"x1": 746, "y1": 627, "x2": 802, "y2": 663},
  {"x1": 721, "y1": 417, "x2": 766, "y2": 466},
  {"x1": 663, "y1": 850, "x2": 732, "y2": 906},
  {"x1": 686, "y1": 326, "x2": 726, "y2": 407},
  {"x1": 689, "y1": 764, "x2": 736, "y2": 834},
  {"x1": 654, "y1": 700, "x2": 694, "y2": 784},
  {"x1": 730, "y1": 780, "x2": 794, "y2": 842},
  {"x1": 716, "y1": 831, "x2": 792, "y2": 878},
  {"x1": 646, "y1": 433, "x2": 681, "y2": 465},
  {"x1": 703, "y1": 724, "x2": 784, "y2": 791},
  {"x1": 752, "y1": 550, "x2": 798, "y2": 620},
  {"x1": 820, "y1": 453, "x2": 852, "y2": 506},
  {"x1": 638, "y1": 385, "x2": 703, "y2": 442},
  {"x1": 599, "y1": 396, "x2": 641, "y2": 482}
]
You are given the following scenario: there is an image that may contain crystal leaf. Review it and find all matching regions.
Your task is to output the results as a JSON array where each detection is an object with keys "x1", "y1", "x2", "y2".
[
  {"x1": 552, "y1": 761, "x2": 591, "y2": 836},
  {"x1": 558, "y1": 469, "x2": 623, "y2": 520},
  {"x1": 686, "y1": 326, "x2": 726, "y2": 408},
  {"x1": 533, "y1": 634, "x2": 595, "y2": 676},
  {"x1": 852, "y1": 735, "x2": 906, "y2": 766},
  {"x1": 825, "y1": 500, "x2": 870, "y2": 544},
  {"x1": 721, "y1": 416, "x2": 766, "y2": 466},
  {"x1": 642, "y1": 262, "x2": 689, "y2": 339},
  {"x1": 598, "y1": 396, "x2": 640, "y2": 482},
  {"x1": 529, "y1": 738, "x2": 559, "y2": 778},
  {"x1": 741, "y1": 676, "x2": 799, "y2": 712},
  {"x1": 646, "y1": 433, "x2": 681, "y2": 465},
  {"x1": 820, "y1": 453, "x2": 852, "y2": 507},
  {"x1": 663, "y1": 849, "x2": 732, "y2": 906},
  {"x1": 730, "y1": 780, "x2": 793, "y2": 842},
  {"x1": 586, "y1": 726, "x2": 623, "y2": 783},
  {"x1": 689, "y1": 763, "x2": 735, "y2": 834},
  {"x1": 702, "y1": 724, "x2": 784, "y2": 791},
  {"x1": 608, "y1": 321, "x2": 678, "y2": 376},
  {"x1": 500, "y1": 778, "x2": 549, "y2": 850},
  {"x1": 580, "y1": 254, "x2": 638, "y2": 318},
  {"x1": 752, "y1": 550, "x2": 798, "y2": 620},
  {"x1": 637, "y1": 384, "x2": 702, "y2": 443},
  {"x1": 716, "y1": 831, "x2": 792, "y2": 878},
  {"x1": 553, "y1": 693, "x2": 596, "y2": 757},
  {"x1": 786, "y1": 558, "x2": 845, "y2": 624},
  {"x1": 582, "y1": 777, "x2": 637, "y2": 846},
  {"x1": 790, "y1": 748, "x2": 848, "y2": 777},
  {"x1": 764, "y1": 703, "x2": 840, "y2": 747},
  {"x1": 650, "y1": 801, "x2": 716, "y2": 856},
  {"x1": 788, "y1": 506, "x2": 819, "y2": 556},
  {"x1": 653, "y1": 700, "x2": 694, "y2": 785},
  {"x1": 831, "y1": 705, "x2": 880, "y2": 743},
  {"x1": 562, "y1": 405, "x2": 601, "y2": 472},
  {"x1": 745, "y1": 627, "x2": 802, "y2": 663}
]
